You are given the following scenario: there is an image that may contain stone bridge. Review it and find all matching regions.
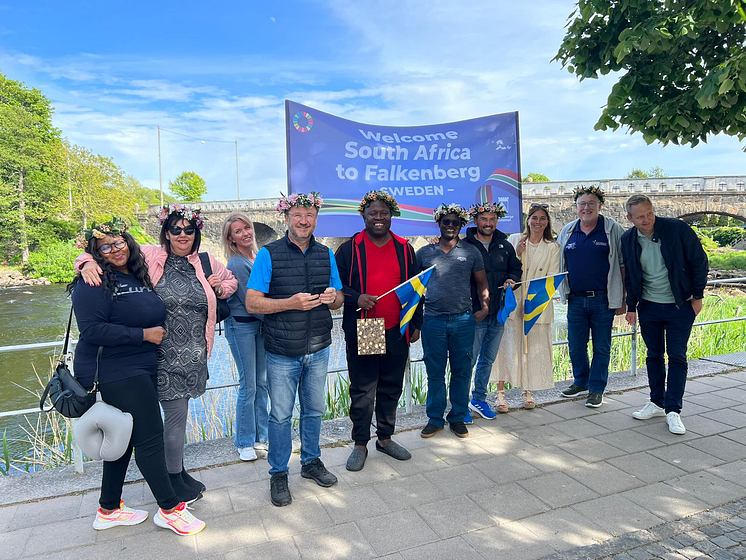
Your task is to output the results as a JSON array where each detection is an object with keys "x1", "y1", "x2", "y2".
[{"x1": 139, "y1": 174, "x2": 746, "y2": 258}]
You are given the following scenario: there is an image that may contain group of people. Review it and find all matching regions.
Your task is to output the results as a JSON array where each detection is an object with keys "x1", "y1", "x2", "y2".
[{"x1": 67, "y1": 183, "x2": 707, "y2": 534}]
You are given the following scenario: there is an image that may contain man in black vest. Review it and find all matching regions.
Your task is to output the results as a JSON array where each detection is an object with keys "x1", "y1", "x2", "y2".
[
  {"x1": 247, "y1": 192, "x2": 344, "y2": 507},
  {"x1": 335, "y1": 191, "x2": 423, "y2": 472}
]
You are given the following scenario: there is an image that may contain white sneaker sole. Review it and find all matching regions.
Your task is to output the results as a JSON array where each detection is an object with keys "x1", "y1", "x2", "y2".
[
  {"x1": 560, "y1": 389, "x2": 589, "y2": 398},
  {"x1": 92, "y1": 513, "x2": 148, "y2": 530},
  {"x1": 153, "y1": 512, "x2": 205, "y2": 536},
  {"x1": 632, "y1": 411, "x2": 666, "y2": 420}
]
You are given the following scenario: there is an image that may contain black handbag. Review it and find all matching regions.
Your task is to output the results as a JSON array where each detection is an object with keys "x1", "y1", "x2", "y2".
[
  {"x1": 198, "y1": 252, "x2": 231, "y2": 323},
  {"x1": 40, "y1": 307, "x2": 98, "y2": 418}
]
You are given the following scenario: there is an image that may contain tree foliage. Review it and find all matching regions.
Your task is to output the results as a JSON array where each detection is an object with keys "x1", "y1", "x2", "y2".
[
  {"x1": 169, "y1": 171, "x2": 207, "y2": 201},
  {"x1": 625, "y1": 166, "x2": 666, "y2": 178},
  {"x1": 523, "y1": 172, "x2": 551, "y2": 183},
  {"x1": 554, "y1": 1, "x2": 746, "y2": 149}
]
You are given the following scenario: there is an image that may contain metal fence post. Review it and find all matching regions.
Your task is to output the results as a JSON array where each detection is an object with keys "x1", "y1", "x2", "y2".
[
  {"x1": 67, "y1": 351, "x2": 85, "y2": 474},
  {"x1": 631, "y1": 320, "x2": 638, "y2": 376},
  {"x1": 405, "y1": 356, "x2": 413, "y2": 414}
]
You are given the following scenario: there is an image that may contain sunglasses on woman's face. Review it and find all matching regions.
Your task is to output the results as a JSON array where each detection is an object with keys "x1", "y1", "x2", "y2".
[
  {"x1": 168, "y1": 225, "x2": 196, "y2": 236},
  {"x1": 99, "y1": 240, "x2": 127, "y2": 254},
  {"x1": 440, "y1": 219, "x2": 462, "y2": 227}
]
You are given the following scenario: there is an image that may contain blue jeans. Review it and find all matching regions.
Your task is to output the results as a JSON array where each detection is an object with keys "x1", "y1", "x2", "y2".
[
  {"x1": 422, "y1": 311, "x2": 476, "y2": 427},
  {"x1": 225, "y1": 318, "x2": 269, "y2": 449},
  {"x1": 470, "y1": 315, "x2": 505, "y2": 401},
  {"x1": 637, "y1": 300, "x2": 695, "y2": 414},
  {"x1": 567, "y1": 294, "x2": 615, "y2": 394},
  {"x1": 265, "y1": 346, "x2": 329, "y2": 475}
]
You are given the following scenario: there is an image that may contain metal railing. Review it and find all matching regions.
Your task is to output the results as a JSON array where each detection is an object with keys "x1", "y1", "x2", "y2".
[{"x1": 3, "y1": 276, "x2": 746, "y2": 473}]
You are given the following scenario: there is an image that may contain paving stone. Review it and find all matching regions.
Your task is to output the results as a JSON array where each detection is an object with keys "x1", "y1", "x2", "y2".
[
  {"x1": 606, "y1": 390, "x2": 652, "y2": 407},
  {"x1": 541, "y1": 401, "x2": 604, "y2": 420},
  {"x1": 0, "y1": 505, "x2": 17, "y2": 533},
  {"x1": 701, "y1": 409, "x2": 746, "y2": 429},
  {"x1": 622, "y1": 483, "x2": 710, "y2": 522},
  {"x1": 667, "y1": 472, "x2": 746, "y2": 507},
  {"x1": 509, "y1": 407, "x2": 567, "y2": 427},
  {"x1": 224, "y1": 537, "x2": 300, "y2": 560},
  {"x1": 337, "y1": 459, "x2": 400, "y2": 488},
  {"x1": 517, "y1": 471, "x2": 600, "y2": 509},
  {"x1": 507, "y1": 425, "x2": 574, "y2": 448},
  {"x1": 565, "y1": 462, "x2": 645, "y2": 496},
  {"x1": 686, "y1": 434, "x2": 746, "y2": 461},
  {"x1": 193, "y1": 509, "x2": 267, "y2": 555},
  {"x1": 685, "y1": 529, "x2": 710, "y2": 542},
  {"x1": 423, "y1": 463, "x2": 496, "y2": 497},
  {"x1": 660, "y1": 537, "x2": 683, "y2": 550},
  {"x1": 470, "y1": 454, "x2": 542, "y2": 484},
  {"x1": 681, "y1": 415, "x2": 736, "y2": 437},
  {"x1": 8, "y1": 494, "x2": 83, "y2": 530},
  {"x1": 659, "y1": 553, "x2": 688, "y2": 560},
  {"x1": 700, "y1": 524, "x2": 727, "y2": 537},
  {"x1": 632, "y1": 423, "x2": 702, "y2": 444},
  {"x1": 551, "y1": 417, "x2": 612, "y2": 439},
  {"x1": 729, "y1": 546, "x2": 746, "y2": 557},
  {"x1": 227, "y1": 479, "x2": 274, "y2": 512},
  {"x1": 706, "y1": 460, "x2": 746, "y2": 488},
  {"x1": 608, "y1": 451, "x2": 688, "y2": 483},
  {"x1": 696, "y1": 376, "x2": 746, "y2": 390},
  {"x1": 596, "y1": 429, "x2": 664, "y2": 453},
  {"x1": 384, "y1": 447, "x2": 451, "y2": 478},
  {"x1": 711, "y1": 535, "x2": 738, "y2": 548},
  {"x1": 685, "y1": 392, "x2": 742, "y2": 410},
  {"x1": 719, "y1": 427, "x2": 746, "y2": 446},
  {"x1": 649, "y1": 443, "x2": 727, "y2": 473},
  {"x1": 292, "y1": 521, "x2": 375, "y2": 559},
  {"x1": 259, "y1": 496, "x2": 333, "y2": 540},
  {"x1": 677, "y1": 546, "x2": 706, "y2": 559},
  {"x1": 467, "y1": 481, "x2": 550, "y2": 524},
  {"x1": 717, "y1": 521, "x2": 740, "y2": 532},
  {"x1": 515, "y1": 445, "x2": 588, "y2": 472},
  {"x1": 644, "y1": 543, "x2": 671, "y2": 555},
  {"x1": 419, "y1": 439, "x2": 493, "y2": 467},
  {"x1": 399, "y1": 536, "x2": 484, "y2": 560},
  {"x1": 469, "y1": 430, "x2": 536, "y2": 455},
  {"x1": 197, "y1": 461, "x2": 263, "y2": 490},
  {"x1": 317, "y1": 485, "x2": 390, "y2": 524},
  {"x1": 557, "y1": 437, "x2": 628, "y2": 463},
  {"x1": 414, "y1": 495, "x2": 494, "y2": 539},
  {"x1": 727, "y1": 529, "x2": 746, "y2": 541},
  {"x1": 372, "y1": 473, "x2": 443, "y2": 511},
  {"x1": 571, "y1": 495, "x2": 663, "y2": 536},
  {"x1": 695, "y1": 539, "x2": 722, "y2": 553},
  {"x1": 627, "y1": 548, "x2": 655, "y2": 560},
  {"x1": 710, "y1": 549, "x2": 742, "y2": 560},
  {"x1": 587, "y1": 410, "x2": 646, "y2": 431},
  {"x1": 23, "y1": 516, "x2": 97, "y2": 557},
  {"x1": 461, "y1": 520, "x2": 555, "y2": 559},
  {"x1": 356, "y1": 508, "x2": 439, "y2": 557},
  {"x1": 0, "y1": 527, "x2": 31, "y2": 560}
]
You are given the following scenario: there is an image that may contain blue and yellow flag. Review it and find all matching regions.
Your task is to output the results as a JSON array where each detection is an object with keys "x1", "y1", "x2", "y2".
[
  {"x1": 496, "y1": 285, "x2": 517, "y2": 324},
  {"x1": 395, "y1": 266, "x2": 434, "y2": 336},
  {"x1": 524, "y1": 273, "x2": 566, "y2": 335}
]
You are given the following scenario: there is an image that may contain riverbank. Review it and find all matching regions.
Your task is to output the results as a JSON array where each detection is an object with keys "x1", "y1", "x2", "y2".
[{"x1": 0, "y1": 268, "x2": 50, "y2": 288}]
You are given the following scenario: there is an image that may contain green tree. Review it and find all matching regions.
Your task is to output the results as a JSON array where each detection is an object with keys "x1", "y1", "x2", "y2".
[
  {"x1": 0, "y1": 74, "x2": 64, "y2": 263},
  {"x1": 169, "y1": 171, "x2": 206, "y2": 201},
  {"x1": 625, "y1": 166, "x2": 666, "y2": 179},
  {"x1": 522, "y1": 172, "x2": 550, "y2": 183},
  {"x1": 554, "y1": 1, "x2": 746, "y2": 149}
]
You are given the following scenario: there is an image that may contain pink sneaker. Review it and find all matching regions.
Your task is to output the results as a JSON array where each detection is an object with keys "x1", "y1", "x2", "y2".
[
  {"x1": 154, "y1": 502, "x2": 206, "y2": 535},
  {"x1": 92, "y1": 501, "x2": 148, "y2": 530}
]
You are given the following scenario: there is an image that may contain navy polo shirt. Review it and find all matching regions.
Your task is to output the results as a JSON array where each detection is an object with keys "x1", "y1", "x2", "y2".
[{"x1": 564, "y1": 216, "x2": 610, "y2": 293}]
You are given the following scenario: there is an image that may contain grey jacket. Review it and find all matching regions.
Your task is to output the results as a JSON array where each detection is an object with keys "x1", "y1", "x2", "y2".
[{"x1": 557, "y1": 215, "x2": 625, "y2": 309}]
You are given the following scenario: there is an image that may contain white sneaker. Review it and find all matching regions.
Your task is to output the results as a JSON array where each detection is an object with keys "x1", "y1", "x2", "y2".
[
  {"x1": 254, "y1": 441, "x2": 269, "y2": 452},
  {"x1": 666, "y1": 412, "x2": 686, "y2": 435},
  {"x1": 92, "y1": 501, "x2": 148, "y2": 530},
  {"x1": 632, "y1": 402, "x2": 666, "y2": 420},
  {"x1": 154, "y1": 502, "x2": 205, "y2": 536},
  {"x1": 239, "y1": 447, "x2": 258, "y2": 461}
]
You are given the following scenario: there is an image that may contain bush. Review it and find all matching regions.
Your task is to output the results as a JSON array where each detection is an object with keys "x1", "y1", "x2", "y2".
[
  {"x1": 708, "y1": 251, "x2": 746, "y2": 272},
  {"x1": 24, "y1": 240, "x2": 79, "y2": 283},
  {"x1": 711, "y1": 227, "x2": 746, "y2": 248},
  {"x1": 691, "y1": 227, "x2": 719, "y2": 253}
]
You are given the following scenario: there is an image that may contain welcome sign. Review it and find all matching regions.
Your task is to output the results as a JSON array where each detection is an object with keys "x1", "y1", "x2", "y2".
[{"x1": 285, "y1": 100, "x2": 522, "y2": 236}]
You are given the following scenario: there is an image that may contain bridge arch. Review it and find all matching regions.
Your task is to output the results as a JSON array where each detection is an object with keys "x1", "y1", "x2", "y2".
[
  {"x1": 254, "y1": 222, "x2": 280, "y2": 248},
  {"x1": 679, "y1": 211, "x2": 746, "y2": 224}
]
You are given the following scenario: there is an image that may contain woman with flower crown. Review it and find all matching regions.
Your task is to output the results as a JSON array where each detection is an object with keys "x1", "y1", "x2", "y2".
[
  {"x1": 69, "y1": 219, "x2": 206, "y2": 535},
  {"x1": 76, "y1": 204, "x2": 237, "y2": 505}
]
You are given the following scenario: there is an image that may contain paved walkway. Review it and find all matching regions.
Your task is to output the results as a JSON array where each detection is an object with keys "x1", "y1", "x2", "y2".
[{"x1": 3, "y1": 368, "x2": 746, "y2": 559}]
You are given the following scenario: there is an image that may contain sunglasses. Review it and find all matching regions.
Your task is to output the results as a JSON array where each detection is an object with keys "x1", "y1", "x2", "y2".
[
  {"x1": 530, "y1": 203, "x2": 549, "y2": 209},
  {"x1": 99, "y1": 240, "x2": 127, "y2": 254},
  {"x1": 440, "y1": 218, "x2": 462, "y2": 227},
  {"x1": 168, "y1": 225, "x2": 196, "y2": 236}
]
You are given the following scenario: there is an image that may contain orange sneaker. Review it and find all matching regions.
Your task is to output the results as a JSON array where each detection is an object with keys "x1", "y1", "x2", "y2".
[{"x1": 154, "y1": 502, "x2": 205, "y2": 535}]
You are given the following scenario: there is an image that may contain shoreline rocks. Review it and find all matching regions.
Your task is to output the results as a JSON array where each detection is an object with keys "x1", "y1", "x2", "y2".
[{"x1": 0, "y1": 270, "x2": 51, "y2": 288}]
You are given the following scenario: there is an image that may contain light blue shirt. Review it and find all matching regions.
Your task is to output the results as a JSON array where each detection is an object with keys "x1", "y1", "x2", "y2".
[{"x1": 248, "y1": 246, "x2": 343, "y2": 294}]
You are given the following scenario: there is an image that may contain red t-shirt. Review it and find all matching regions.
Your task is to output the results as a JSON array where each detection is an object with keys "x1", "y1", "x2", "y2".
[{"x1": 363, "y1": 233, "x2": 402, "y2": 330}]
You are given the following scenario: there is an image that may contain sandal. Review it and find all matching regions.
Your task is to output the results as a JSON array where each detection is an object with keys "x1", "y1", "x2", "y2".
[
  {"x1": 523, "y1": 390, "x2": 536, "y2": 410},
  {"x1": 496, "y1": 390, "x2": 509, "y2": 413}
]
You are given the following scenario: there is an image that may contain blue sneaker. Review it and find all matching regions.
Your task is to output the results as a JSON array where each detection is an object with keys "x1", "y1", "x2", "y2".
[
  {"x1": 469, "y1": 398, "x2": 497, "y2": 420},
  {"x1": 464, "y1": 410, "x2": 473, "y2": 425}
]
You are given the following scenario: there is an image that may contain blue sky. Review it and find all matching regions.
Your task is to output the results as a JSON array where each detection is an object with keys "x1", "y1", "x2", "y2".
[{"x1": 1, "y1": 1, "x2": 743, "y2": 201}]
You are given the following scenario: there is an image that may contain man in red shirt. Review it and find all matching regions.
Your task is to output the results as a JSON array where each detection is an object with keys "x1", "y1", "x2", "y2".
[{"x1": 335, "y1": 191, "x2": 423, "y2": 471}]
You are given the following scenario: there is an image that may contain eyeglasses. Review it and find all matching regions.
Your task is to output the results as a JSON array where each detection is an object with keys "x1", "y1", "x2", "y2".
[
  {"x1": 99, "y1": 240, "x2": 127, "y2": 254},
  {"x1": 168, "y1": 225, "x2": 196, "y2": 236},
  {"x1": 530, "y1": 203, "x2": 549, "y2": 209},
  {"x1": 440, "y1": 219, "x2": 462, "y2": 227},
  {"x1": 577, "y1": 202, "x2": 599, "y2": 208}
]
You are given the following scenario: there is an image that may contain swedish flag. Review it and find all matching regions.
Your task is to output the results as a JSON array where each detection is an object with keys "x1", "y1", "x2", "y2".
[
  {"x1": 524, "y1": 273, "x2": 566, "y2": 335},
  {"x1": 395, "y1": 266, "x2": 434, "y2": 336}
]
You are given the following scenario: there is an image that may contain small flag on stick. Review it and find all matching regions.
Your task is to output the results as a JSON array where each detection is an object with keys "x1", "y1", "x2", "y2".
[{"x1": 394, "y1": 266, "x2": 435, "y2": 336}]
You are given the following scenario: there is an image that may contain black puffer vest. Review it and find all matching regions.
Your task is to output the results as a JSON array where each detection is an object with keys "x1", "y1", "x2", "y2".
[{"x1": 263, "y1": 234, "x2": 333, "y2": 357}]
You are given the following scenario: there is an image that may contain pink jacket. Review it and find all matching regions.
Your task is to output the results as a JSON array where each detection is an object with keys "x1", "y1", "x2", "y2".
[{"x1": 75, "y1": 246, "x2": 238, "y2": 356}]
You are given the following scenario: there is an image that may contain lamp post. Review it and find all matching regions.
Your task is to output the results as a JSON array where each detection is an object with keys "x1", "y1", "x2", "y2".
[{"x1": 157, "y1": 126, "x2": 240, "y2": 202}]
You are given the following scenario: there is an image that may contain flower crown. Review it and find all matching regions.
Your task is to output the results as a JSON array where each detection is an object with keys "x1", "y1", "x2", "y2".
[
  {"x1": 358, "y1": 190, "x2": 401, "y2": 216},
  {"x1": 277, "y1": 191, "x2": 323, "y2": 213},
  {"x1": 75, "y1": 218, "x2": 129, "y2": 250},
  {"x1": 158, "y1": 203, "x2": 205, "y2": 230},
  {"x1": 573, "y1": 185, "x2": 606, "y2": 204},
  {"x1": 433, "y1": 203, "x2": 469, "y2": 224},
  {"x1": 468, "y1": 202, "x2": 507, "y2": 220}
]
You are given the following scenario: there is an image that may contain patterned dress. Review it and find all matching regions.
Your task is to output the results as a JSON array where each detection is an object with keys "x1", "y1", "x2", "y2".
[{"x1": 156, "y1": 253, "x2": 209, "y2": 401}]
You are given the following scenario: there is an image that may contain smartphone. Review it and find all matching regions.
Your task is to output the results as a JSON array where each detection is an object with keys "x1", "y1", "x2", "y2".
[{"x1": 311, "y1": 286, "x2": 327, "y2": 295}]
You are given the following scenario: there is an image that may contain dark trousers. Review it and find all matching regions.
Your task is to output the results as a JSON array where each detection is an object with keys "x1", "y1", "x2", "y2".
[
  {"x1": 638, "y1": 299, "x2": 695, "y2": 414},
  {"x1": 98, "y1": 374, "x2": 180, "y2": 511},
  {"x1": 346, "y1": 328, "x2": 409, "y2": 446}
]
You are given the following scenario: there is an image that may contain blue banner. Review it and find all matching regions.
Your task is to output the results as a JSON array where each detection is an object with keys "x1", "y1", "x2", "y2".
[{"x1": 285, "y1": 100, "x2": 522, "y2": 237}]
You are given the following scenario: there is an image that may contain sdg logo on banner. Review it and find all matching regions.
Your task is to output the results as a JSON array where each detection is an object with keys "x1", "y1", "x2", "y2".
[{"x1": 285, "y1": 100, "x2": 522, "y2": 237}]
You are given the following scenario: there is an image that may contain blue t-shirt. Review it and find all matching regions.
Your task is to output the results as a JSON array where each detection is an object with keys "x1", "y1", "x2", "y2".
[
  {"x1": 72, "y1": 271, "x2": 166, "y2": 389},
  {"x1": 226, "y1": 255, "x2": 263, "y2": 320},
  {"x1": 564, "y1": 216, "x2": 610, "y2": 293},
  {"x1": 416, "y1": 241, "x2": 484, "y2": 316},
  {"x1": 248, "y1": 246, "x2": 343, "y2": 294}
]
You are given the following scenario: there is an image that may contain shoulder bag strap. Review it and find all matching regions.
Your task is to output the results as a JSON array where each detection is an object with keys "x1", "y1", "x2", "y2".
[
  {"x1": 61, "y1": 304, "x2": 74, "y2": 357},
  {"x1": 90, "y1": 346, "x2": 103, "y2": 394}
]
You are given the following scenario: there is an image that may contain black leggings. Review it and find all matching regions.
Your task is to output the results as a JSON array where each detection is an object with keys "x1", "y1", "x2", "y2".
[{"x1": 98, "y1": 374, "x2": 180, "y2": 511}]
